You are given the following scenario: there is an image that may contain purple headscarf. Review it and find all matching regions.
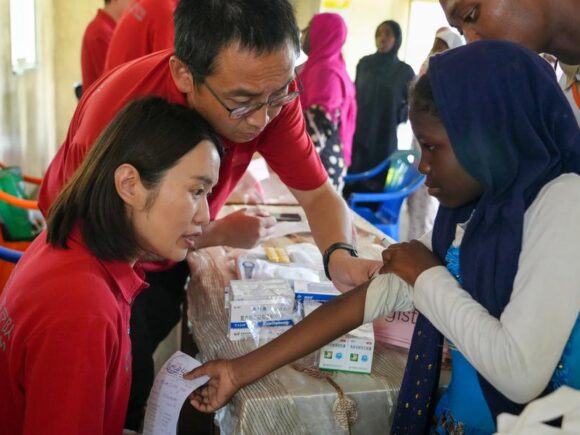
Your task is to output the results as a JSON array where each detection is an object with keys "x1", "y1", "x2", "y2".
[{"x1": 299, "y1": 13, "x2": 357, "y2": 166}]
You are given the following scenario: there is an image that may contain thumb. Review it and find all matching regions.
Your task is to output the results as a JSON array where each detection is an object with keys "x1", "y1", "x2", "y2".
[{"x1": 183, "y1": 364, "x2": 208, "y2": 380}]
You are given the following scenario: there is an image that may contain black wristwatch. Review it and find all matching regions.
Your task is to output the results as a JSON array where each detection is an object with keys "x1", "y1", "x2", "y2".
[{"x1": 322, "y1": 242, "x2": 358, "y2": 281}]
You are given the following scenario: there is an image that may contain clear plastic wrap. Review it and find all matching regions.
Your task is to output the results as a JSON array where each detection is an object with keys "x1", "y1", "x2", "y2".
[
  {"x1": 245, "y1": 296, "x2": 302, "y2": 348},
  {"x1": 237, "y1": 256, "x2": 322, "y2": 284}
]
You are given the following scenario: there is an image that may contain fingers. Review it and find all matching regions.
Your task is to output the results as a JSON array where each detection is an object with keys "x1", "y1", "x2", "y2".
[
  {"x1": 260, "y1": 215, "x2": 277, "y2": 229},
  {"x1": 188, "y1": 385, "x2": 223, "y2": 413},
  {"x1": 189, "y1": 393, "x2": 214, "y2": 413},
  {"x1": 381, "y1": 248, "x2": 393, "y2": 263}
]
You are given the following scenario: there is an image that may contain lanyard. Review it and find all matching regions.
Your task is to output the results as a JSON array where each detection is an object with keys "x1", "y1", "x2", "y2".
[{"x1": 572, "y1": 81, "x2": 580, "y2": 110}]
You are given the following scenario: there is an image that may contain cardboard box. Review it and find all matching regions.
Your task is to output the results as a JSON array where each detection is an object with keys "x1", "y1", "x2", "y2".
[
  {"x1": 318, "y1": 323, "x2": 375, "y2": 374},
  {"x1": 304, "y1": 300, "x2": 375, "y2": 374},
  {"x1": 293, "y1": 280, "x2": 341, "y2": 303}
]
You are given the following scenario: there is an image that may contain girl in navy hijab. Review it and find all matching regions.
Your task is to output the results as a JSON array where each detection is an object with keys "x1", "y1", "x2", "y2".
[{"x1": 184, "y1": 41, "x2": 580, "y2": 435}]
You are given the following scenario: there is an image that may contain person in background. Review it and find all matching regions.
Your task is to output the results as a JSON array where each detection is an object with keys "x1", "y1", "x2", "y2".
[
  {"x1": 81, "y1": 0, "x2": 129, "y2": 91},
  {"x1": 299, "y1": 12, "x2": 357, "y2": 193},
  {"x1": 418, "y1": 27, "x2": 464, "y2": 75},
  {"x1": 105, "y1": 0, "x2": 178, "y2": 72},
  {"x1": 558, "y1": 63, "x2": 580, "y2": 125},
  {"x1": 184, "y1": 41, "x2": 580, "y2": 434},
  {"x1": 346, "y1": 20, "x2": 415, "y2": 194},
  {"x1": 407, "y1": 27, "x2": 464, "y2": 240},
  {"x1": 38, "y1": 0, "x2": 381, "y2": 430},
  {"x1": 0, "y1": 97, "x2": 222, "y2": 435},
  {"x1": 438, "y1": 0, "x2": 580, "y2": 126},
  {"x1": 438, "y1": 0, "x2": 579, "y2": 64}
]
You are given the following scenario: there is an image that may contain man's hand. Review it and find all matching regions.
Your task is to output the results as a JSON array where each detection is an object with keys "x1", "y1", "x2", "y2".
[
  {"x1": 379, "y1": 240, "x2": 442, "y2": 286},
  {"x1": 328, "y1": 250, "x2": 383, "y2": 292},
  {"x1": 196, "y1": 208, "x2": 277, "y2": 249},
  {"x1": 185, "y1": 359, "x2": 240, "y2": 413}
]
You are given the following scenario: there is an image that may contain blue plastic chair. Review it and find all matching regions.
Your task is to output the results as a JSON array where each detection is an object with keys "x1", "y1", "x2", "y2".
[
  {"x1": 344, "y1": 150, "x2": 425, "y2": 241},
  {"x1": 0, "y1": 245, "x2": 23, "y2": 263}
]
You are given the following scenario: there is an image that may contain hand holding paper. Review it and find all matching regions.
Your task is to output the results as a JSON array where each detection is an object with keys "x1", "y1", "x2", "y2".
[{"x1": 142, "y1": 351, "x2": 209, "y2": 435}]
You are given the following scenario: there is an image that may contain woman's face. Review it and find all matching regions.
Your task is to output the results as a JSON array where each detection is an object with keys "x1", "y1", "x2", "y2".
[
  {"x1": 375, "y1": 23, "x2": 396, "y2": 53},
  {"x1": 410, "y1": 109, "x2": 482, "y2": 208},
  {"x1": 131, "y1": 140, "x2": 220, "y2": 262}
]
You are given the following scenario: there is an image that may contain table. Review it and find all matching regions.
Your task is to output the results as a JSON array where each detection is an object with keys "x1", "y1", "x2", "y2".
[{"x1": 185, "y1": 206, "x2": 445, "y2": 434}]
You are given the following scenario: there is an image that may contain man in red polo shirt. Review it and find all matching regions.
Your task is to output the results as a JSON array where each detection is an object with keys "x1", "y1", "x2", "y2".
[
  {"x1": 41, "y1": 0, "x2": 381, "y2": 429},
  {"x1": 105, "y1": 0, "x2": 177, "y2": 72},
  {"x1": 81, "y1": 0, "x2": 129, "y2": 90}
]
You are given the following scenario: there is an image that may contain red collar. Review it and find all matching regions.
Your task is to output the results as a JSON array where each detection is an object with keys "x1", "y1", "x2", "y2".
[{"x1": 68, "y1": 225, "x2": 148, "y2": 304}]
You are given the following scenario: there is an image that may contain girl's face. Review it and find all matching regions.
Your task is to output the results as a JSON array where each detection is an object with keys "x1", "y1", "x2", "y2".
[
  {"x1": 411, "y1": 109, "x2": 483, "y2": 208},
  {"x1": 131, "y1": 140, "x2": 220, "y2": 262},
  {"x1": 375, "y1": 24, "x2": 396, "y2": 53}
]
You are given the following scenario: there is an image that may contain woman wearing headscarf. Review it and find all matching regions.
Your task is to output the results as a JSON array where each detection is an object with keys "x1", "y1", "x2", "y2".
[
  {"x1": 299, "y1": 12, "x2": 357, "y2": 193},
  {"x1": 347, "y1": 20, "x2": 415, "y2": 193},
  {"x1": 419, "y1": 27, "x2": 464, "y2": 76}
]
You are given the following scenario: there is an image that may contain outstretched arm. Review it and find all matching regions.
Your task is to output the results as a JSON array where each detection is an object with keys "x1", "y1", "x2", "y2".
[{"x1": 185, "y1": 280, "x2": 370, "y2": 413}]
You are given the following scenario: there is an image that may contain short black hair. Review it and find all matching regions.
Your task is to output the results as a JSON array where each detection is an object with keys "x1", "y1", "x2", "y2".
[
  {"x1": 47, "y1": 97, "x2": 223, "y2": 261},
  {"x1": 410, "y1": 74, "x2": 440, "y2": 118},
  {"x1": 174, "y1": 0, "x2": 300, "y2": 82}
]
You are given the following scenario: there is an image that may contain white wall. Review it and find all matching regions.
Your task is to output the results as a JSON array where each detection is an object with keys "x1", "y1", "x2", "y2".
[{"x1": 1, "y1": 0, "x2": 57, "y2": 177}]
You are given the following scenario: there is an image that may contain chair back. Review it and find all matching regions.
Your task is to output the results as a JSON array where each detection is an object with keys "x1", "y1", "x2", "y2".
[
  {"x1": 345, "y1": 150, "x2": 425, "y2": 240},
  {"x1": 384, "y1": 151, "x2": 422, "y2": 192},
  {"x1": 0, "y1": 166, "x2": 41, "y2": 241},
  {"x1": 0, "y1": 164, "x2": 42, "y2": 291}
]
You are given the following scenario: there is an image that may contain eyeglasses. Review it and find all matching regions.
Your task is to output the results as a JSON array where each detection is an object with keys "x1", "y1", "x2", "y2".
[{"x1": 202, "y1": 75, "x2": 303, "y2": 120}]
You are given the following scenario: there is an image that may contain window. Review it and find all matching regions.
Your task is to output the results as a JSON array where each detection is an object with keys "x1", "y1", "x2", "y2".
[
  {"x1": 404, "y1": 0, "x2": 450, "y2": 73},
  {"x1": 10, "y1": 0, "x2": 37, "y2": 75}
]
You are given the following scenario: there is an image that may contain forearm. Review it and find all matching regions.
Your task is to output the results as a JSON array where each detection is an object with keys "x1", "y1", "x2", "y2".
[
  {"x1": 233, "y1": 281, "x2": 369, "y2": 387},
  {"x1": 194, "y1": 220, "x2": 223, "y2": 249},
  {"x1": 291, "y1": 183, "x2": 353, "y2": 251}
]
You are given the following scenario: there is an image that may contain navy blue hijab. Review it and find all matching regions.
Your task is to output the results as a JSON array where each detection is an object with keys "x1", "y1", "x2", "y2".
[{"x1": 391, "y1": 40, "x2": 580, "y2": 434}]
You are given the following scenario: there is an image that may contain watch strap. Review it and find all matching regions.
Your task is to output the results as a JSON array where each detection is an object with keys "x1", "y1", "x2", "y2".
[{"x1": 322, "y1": 242, "x2": 358, "y2": 281}]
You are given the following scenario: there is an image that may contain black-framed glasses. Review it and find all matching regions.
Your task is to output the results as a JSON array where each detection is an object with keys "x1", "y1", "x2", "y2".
[{"x1": 202, "y1": 75, "x2": 303, "y2": 120}]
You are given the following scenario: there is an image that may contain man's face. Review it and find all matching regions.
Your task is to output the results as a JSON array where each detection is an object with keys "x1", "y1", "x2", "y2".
[
  {"x1": 439, "y1": 0, "x2": 549, "y2": 53},
  {"x1": 187, "y1": 43, "x2": 296, "y2": 144}
]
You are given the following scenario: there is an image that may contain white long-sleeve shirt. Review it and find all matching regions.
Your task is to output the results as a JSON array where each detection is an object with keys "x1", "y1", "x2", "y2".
[{"x1": 364, "y1": 173, "x2": 580, "y2": 404}]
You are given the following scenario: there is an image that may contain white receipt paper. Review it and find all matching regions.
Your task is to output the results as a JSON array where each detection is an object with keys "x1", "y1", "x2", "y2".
[{"x1": 142, "y1": 351, "x2": 209, "y2": 435}]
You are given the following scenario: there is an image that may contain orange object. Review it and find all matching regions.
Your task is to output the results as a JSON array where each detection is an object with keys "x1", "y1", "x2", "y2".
[
  {"x1": 572, "y1": 82, "x2": 580, "y2": 110},
  {"x1": 0, "y1": 190, "x2": 38, "y2": 210},
  {"x1": 0, "y1": 162, "x2": 42, "y2": 185},
  {"x1": 0, "y1": 232, "x2": 29, "y2": 293},
  {"x1": 0, "y1": 163, "x2": 41, "y2": 291}
]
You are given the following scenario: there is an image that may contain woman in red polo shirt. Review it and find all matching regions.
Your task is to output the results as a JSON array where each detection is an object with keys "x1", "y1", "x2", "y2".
[{"x1": 0, "y1": 96, "x2": 222, "y2": 435}]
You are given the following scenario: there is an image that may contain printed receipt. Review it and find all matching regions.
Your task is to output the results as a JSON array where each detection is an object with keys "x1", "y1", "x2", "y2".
[{"x1": 142, "y1": 351, "x2": 209, "y2": 435}]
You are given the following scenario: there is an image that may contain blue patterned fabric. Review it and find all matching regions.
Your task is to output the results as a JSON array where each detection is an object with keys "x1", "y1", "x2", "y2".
[
  {"x1": 434, "y1": 245, "x2": 580, "y2": 434},
  {"x1": 391, "y1": 40, "x2": 580, "y2": 434},
  {"x1": 432, "y1": 245, "x2": 495, "y2": 434},
  {"x1": 551, "y1": 316, "x2": 580, "y2": 391}
]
